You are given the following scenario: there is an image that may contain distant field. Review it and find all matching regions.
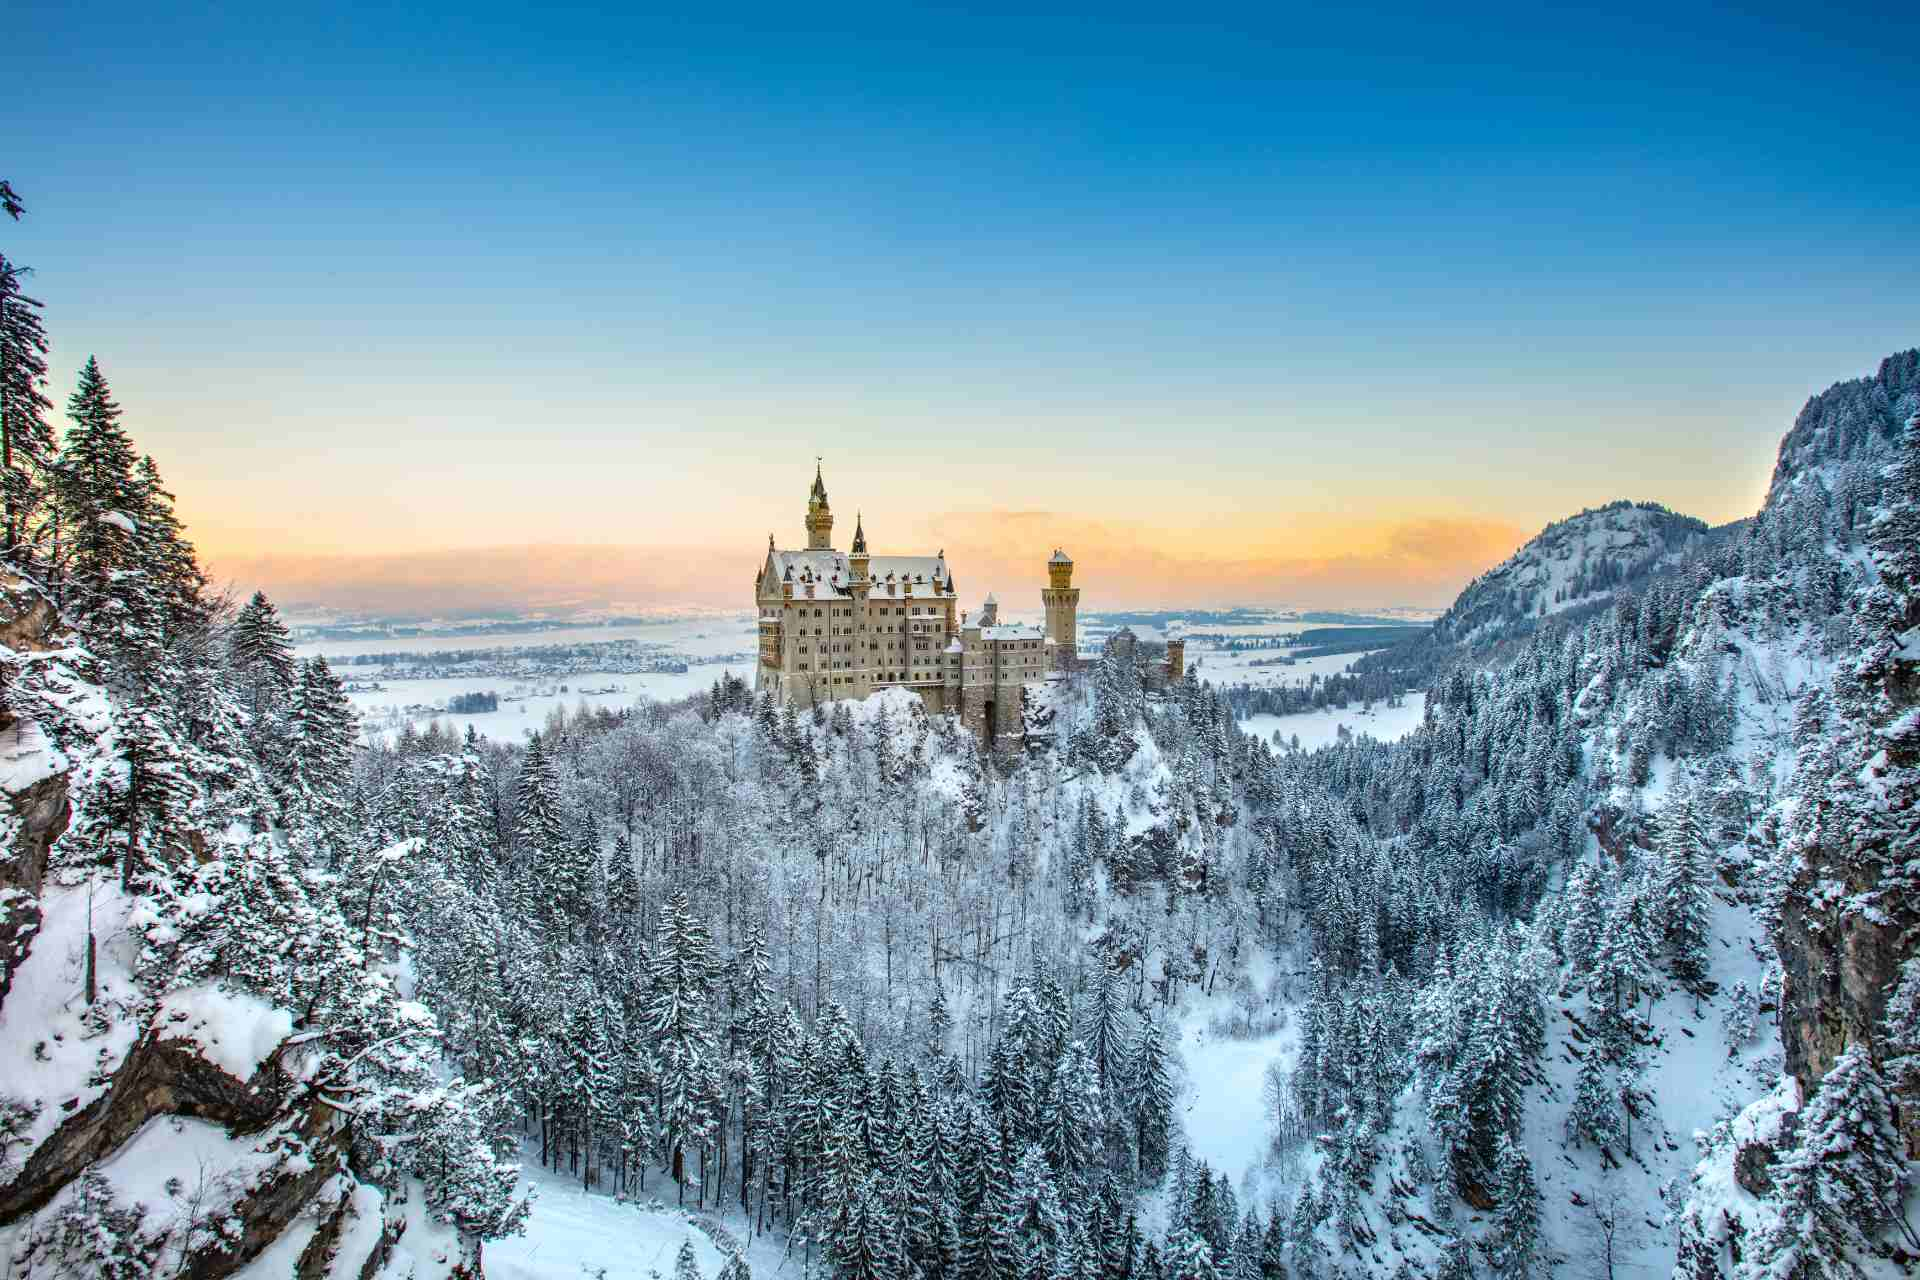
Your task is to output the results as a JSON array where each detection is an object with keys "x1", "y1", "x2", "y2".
[{"x1": 1289, "y1": 624, "x2": 1429, "y2": 657}]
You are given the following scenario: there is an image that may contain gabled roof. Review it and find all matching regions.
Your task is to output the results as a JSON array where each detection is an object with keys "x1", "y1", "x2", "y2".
[{"x1": 766, "y1": 548, "x2": 954, "y2": 601}]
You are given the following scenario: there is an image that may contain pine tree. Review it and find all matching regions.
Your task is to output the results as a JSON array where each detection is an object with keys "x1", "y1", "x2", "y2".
[
  {"x1": 1744, "y1": 1045, "x2": 1908, "y2": 1278},
  {"x1": 676, "y1": 1238, "x2": 704, "y2": 1280},
  {"x1": 1565, "y1": 1051, "x2": 1621, "y2": 1151},
  {"x1": 1165, "y1": 1232, "x2": 1218, "y2": 1280},
  {"x1": 1481, "y1": 1138, "x2": 1540, "y2": 1280},
  {"x1": 1650, "y1": 778, "x2": 1713, "y2": 987},
  {"x1": 287, "y1": 656, "x2": 357, "y2": 861},
  {"x1": 833, "y1": 1175, "x2": 906, "y2": 1280},
  {"x1": 1127, "y1": 1017, "x2": 1175, "y2": 1184},
  {"x1": 928, "y1": 981, "x2": 954, "y2": 1062},
  {"x1": 0, "y1": 246, "x2": 54, "y2": 563},
  {"x1": 57, "y1": 357, "x2": 140, "y2": 613},
  {"x1": 650, "y1": 889, "x2": 722, "y2": 1202},
  {"x1": 513, "y1": 733, "x2": 567, "y2": 910},
  {"x1": 228, "y1": 589, "x2": 296, "y2": 757},
  {"x1": 1083, "y1": 962, "x2": 1133, "y2": 1092}
]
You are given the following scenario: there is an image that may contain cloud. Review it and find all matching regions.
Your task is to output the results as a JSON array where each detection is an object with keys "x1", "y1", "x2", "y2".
[
  {"x1": 909, "y1": 510, "x2": 1529, "y2": 610},
  {"x1": 206, "y1": 511, "x2": 1530, "y2": 618}
]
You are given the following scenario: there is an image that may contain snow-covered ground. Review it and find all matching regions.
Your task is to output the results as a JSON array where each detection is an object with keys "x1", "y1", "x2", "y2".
[
  {"x1": 293, "y1": 617, "x2": 757, "y2": 663},
  {"x1": 1176, "y1": 1014, "x2": 1295, "y2": 1199},
  {"x1": 1192, "y1": 646, "x2": 1372, "y2": 691},
  {"x1": 1240, "y1": 692, "x2": 1427, "y2": 751},
  {"x1": 294, "y1": 617, "x2": 761, "y2": 741},
  {"x1": 489, "y1": 1157, "x2": 785, "y2": 1280},
  {"x1": 346, "y1": 667, "x2": 757, "y2": 742}
]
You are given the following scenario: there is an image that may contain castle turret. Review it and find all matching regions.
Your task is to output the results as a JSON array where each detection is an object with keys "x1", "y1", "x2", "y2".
[
  {"x1": 850, "y1": 511, "x2": 869, "y2": 579},
  {"x1": 1042, "y1": 548, "x2": 1080, "y2": 670},
  {"x1": 806, "y1": 462, "x2": 834, "y2": 549}
]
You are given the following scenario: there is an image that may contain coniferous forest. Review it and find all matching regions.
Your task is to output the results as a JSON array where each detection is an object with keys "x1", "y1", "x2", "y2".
[{"x1": 0, "y1": 181, "x2": 1917, "y2": 1280}]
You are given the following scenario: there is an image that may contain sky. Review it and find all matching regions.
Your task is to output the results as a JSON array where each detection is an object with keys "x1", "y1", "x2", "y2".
[{"x1": 10, "y1": 1, "x2": 1917, "y2": 615}]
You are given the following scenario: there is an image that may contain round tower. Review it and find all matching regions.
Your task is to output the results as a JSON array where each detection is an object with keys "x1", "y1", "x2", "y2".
[
  {"x1": 1042, "y1": 548, "x2": 1080, "y2": 669},
  {"x1": 805, "y1": 461, "x2": 834, "y2": 549}
]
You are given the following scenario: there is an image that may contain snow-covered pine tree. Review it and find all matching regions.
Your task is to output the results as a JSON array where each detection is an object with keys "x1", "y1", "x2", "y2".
[
  {"x1": 226, "y1": 588, "x2": 297, "y2": 760},
  {"x1": 1650, "y1": 773, "x2": 1714, "y2": 988},
  {"x1": 0, "y1": 243, "x2": 54, "y2": 564},
  {"x1": 1481, "y1": 1136, "x2": 1541, "y2": 1279},
  {"x1": 650, "y1": 888, "x2": 723, "y2": 1202},
  {"x1": 1742, "y1": 1044, "x2": 1908, "y2": 1278},
  {"x1": 1126, "y1": 1016, "x2": 1175, "y2": 1184}
]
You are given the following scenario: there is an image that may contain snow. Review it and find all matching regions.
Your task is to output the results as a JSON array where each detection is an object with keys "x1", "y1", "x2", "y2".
[
  {"x1": 152, "y1": 984, "x2": 295, "y2": 1083},
  {"x1": 1240, "y1": 692, "x2": 1427, "y2": 751},
  {"x1": 0, "y1": 718, "x2": 63, "y2": 792},
  {"x1": 1175, "y1": 1013, "x2": 1295, "y2": 1197},
  {"x1": 298, "y1": 617, "x2": 763, "y2": 741},
  {"x1": 0, "y1": 880, "x2": 144, "y2": 1155},
  {"x1": 487, "y1": 1158, "x2": 776, "y2": 1280}
]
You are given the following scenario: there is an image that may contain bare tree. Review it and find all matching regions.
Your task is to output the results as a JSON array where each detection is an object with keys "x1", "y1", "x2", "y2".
[{"x1": 1573, "y1": 1181, "x2": 1648, "y2": 1280}]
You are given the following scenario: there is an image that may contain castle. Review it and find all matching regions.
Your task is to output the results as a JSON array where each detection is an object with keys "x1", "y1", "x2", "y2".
[{"x1": 754, "y1": 464, "x2": 1080, "y2": 746}]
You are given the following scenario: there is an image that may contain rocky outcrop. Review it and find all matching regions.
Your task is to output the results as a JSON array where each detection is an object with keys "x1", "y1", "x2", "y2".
[
  {"x1": 0, "y1": 1033, "x2": 298, "y2": 1224},
  {"x1": 0, "y1": 772, "x2": 67, "y2": 1007}
]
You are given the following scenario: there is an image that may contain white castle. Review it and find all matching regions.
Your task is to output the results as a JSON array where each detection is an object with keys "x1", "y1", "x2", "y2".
[{"x1": 753, "y1": 464, "x2": 1081, "y2": 746}]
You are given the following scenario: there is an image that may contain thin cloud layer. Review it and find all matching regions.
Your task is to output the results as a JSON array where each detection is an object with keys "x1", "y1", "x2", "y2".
[{"x1": 209, "y1": 511, "x2": 1528, "y2": 618}]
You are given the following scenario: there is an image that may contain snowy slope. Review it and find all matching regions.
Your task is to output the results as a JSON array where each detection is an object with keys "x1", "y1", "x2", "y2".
[
  {"x1": 489, "y1": 1158, "x2": 777, "y2": 1280},
  {"x1": 1434, "y1": 502, "x2": 1709, "y2": 647}
]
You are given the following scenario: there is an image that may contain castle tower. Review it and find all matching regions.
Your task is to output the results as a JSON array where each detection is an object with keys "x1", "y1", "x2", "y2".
[
  {"x1": 1042, "y1": 548, "x2": 1080, "y2": 669},
  {"x1": 1165, "y1": 638, "x2": 1185, "y2": 681},
  {"x1": 805, "y1": 462, "x2": 834, "y2": 549},
  {"x1": 849, "y1": 512, "x2": 869, "y2": 581}
]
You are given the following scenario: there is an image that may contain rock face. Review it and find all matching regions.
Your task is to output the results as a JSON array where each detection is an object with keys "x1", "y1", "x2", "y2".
[
  {"x1": 0, "y1": 572, "x2": 481, "y2": 1280},
  {"x1": 1768, "y1": 350, "x2": 1920, "y2": 1154},
  {"x1": 0, "y1": 570, "x2": 78, "y2": 1011}
]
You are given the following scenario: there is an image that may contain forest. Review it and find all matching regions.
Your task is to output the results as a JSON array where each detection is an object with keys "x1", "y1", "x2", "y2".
[{"x1": 0, "y1": 175, "x2": 1917, "y2": 1280}]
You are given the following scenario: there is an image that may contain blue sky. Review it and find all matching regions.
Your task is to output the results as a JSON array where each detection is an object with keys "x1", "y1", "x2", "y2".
[{"x1": 9, "y1": 1, "x2": 1916, "y2": 609}]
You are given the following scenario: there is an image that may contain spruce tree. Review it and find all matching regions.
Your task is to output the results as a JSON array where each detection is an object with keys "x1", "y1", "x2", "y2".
[
  {"x1": 0, "y1": 247, "x2": 53, "y2": 563},
  {"x1": 1745, "y1": 1045, "x2": 1907, "y2": 1278},
  {"x1": 57, "y1": 356, "x2": 139, "y2": 618},
  {"x1": 650, "y1": 888, "x2": 722, "y2": 1202},
  {"x1": 1127, "y1": 1017, "x2": 1175, "y2": 1184},
  {"x1": 1481, "y1": 1138, "x2": 1540, "y2": 1280},
  {"x1": 1565, "y1": 1051, "x2": 1622, "y2": 1151},
  {"x1": 1651, "y1": 779, "x2": 1714, "y2": 987}
]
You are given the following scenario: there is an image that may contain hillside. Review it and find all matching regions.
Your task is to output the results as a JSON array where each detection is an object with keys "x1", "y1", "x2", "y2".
[
  {"x1": 1433, "y1": 501, "x2": 1712, "y2": 648},
  {"x1": 0, "y1": 329, "x2": 1915, "y2": 1280}
]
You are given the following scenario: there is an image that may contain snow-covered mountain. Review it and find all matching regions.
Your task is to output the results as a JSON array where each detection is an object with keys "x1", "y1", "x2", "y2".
[
  {"x1": 1433, "y1": 500, "x2": 1711, "y2": 647},
  {"x1": 3, "y1": 335, "x2": 1916, "y2": 1280}
]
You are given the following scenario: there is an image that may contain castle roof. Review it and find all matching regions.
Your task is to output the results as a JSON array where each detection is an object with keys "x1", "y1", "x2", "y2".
[
  {"x1": 766, "y1": 547, "x2": 953, "y2": 600},
  {"x1": 981, "y1": 623, "x2": 1045, "y2": 642},
  {"x1": 810, "y1": 463, "x2": 828, "y2": 504},
  {"x1": 1049, "y1": 548, "x2": 1072, "y2": 564}
]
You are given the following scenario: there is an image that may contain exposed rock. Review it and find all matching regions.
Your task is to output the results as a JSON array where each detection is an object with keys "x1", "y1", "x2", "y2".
[
  {"x1": 0, "y1": 773, "x2": 70, "y2": 1006},
  {"x1": 0, "y1": 1032, "x2": 296, "y2": 1224},
  {"x1": 1732, "y1": 1110, "x2": 1798, "y2": 1196}
]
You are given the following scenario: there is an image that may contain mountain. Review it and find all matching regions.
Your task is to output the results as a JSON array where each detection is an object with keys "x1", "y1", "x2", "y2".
[
  {"x1": 1432, "y1": 500, "x2": 1712, "y2": 647},
  {"x1": 2, "y1": 340, "x2": 1915, "y2": 1280}
]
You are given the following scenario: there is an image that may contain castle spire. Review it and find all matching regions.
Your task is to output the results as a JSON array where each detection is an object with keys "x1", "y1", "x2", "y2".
[
  {"x1": 804, "y1": 458, "x2": 834, "y2": 549},
  {"x1": 851, "y1": 511, "x2": 867, "y2": 555}
]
